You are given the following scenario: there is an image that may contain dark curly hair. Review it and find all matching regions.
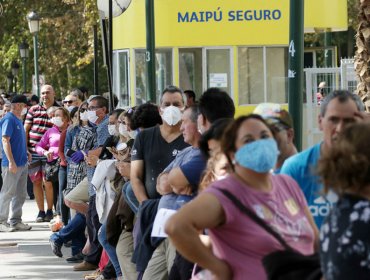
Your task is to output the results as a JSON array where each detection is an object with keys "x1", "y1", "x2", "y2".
[
  {"x1": 317, "y1": 122, "x2": 370, "y2": 196},
  {"x1": 199, "y1": 118, "x2": 233, "y2": 159},
  {"x1": 130, "y1": 103, "x2": 162, "y2": 130}
]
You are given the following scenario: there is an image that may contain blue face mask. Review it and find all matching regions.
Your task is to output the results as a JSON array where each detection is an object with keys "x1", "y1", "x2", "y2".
[{"x1": 235, "y1": 138, "x2": 279, "y2": 173}]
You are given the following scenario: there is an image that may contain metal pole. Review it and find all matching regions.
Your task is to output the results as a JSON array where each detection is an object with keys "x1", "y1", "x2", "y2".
[
  {"x1": 33, "y1": 34, "x2": 40, "y2": 97},
  {"x1": 324, "y1": 29, "x2": 332, "y2": 67},
  {"x1": 288, "y1": 0, "x2": 304, "y2": 151},
  {"x1": 93, "y1": 24, "x2": 99, "y2": 96},
  {"x1": 22, "y1": 58, "x2": 27, "y2": 92},
  {"x1": 101, "y1": 19, "x2": 113, "y2": 108},
  {"x1": 14, "y1": 77, "x2": 17, "y2": 93},
  {"x1": 145, "y1": 0, "x2": 156, "y2": 103},
  {"x1": 108, "y1": 0, "x2": 114, "y2": 112}
]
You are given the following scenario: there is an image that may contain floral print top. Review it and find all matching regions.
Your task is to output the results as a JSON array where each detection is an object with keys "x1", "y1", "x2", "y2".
[{"x1": 320, "y1": 194, "x2": 370, "y2": 280}]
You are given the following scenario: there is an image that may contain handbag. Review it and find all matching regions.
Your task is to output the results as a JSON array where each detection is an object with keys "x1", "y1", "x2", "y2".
[
  {"x1": 218, "y1": 188, "x2": 322, "y2": 280},
  {"x1": 45, "y1": 158, "x2": 60, "y2": 182}
]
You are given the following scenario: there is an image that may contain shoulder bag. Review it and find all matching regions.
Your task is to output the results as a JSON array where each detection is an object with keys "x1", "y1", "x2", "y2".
[{"x1": 218, "y1": 188, "x2": 322, "y2": 280}]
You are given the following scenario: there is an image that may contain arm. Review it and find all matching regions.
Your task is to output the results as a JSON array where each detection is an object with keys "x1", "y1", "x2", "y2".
[
  {"x1": 35, "y1": 131, "x2": 49, "y2": 156},
  {"x1": 165, "y1": 193, "x2": 233, "y2": 279},
  {"x1": 156, "y1": 172, "x2": 172, "y2": 195},
  {"x1": 2, "y1": 136, "x2": 17, "y2": 174},
  {"x1": 168, "y1": 167, "x2": 192, "y2": 195},
  {"x1": 304, "y1": 205, "x2": 320, "y2": 252},
  {"x1": 130, "y1": 160, "x2": 148, "y2": 203},
  {"x1": 24, "y1": 123, "x2": 32, "y2": 152},
  {"x1": 64, "y1": 127, "x2": 74, "y2": 156}
]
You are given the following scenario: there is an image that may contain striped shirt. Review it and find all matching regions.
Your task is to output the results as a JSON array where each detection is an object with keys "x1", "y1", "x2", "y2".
[{"x1": 25, "y1": 104, "x2": 53, "y2": 153}]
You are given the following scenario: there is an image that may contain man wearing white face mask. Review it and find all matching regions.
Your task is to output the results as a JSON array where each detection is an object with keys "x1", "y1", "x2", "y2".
[
  {"x1": 73, "y1": 96, "x2": 110, "y2": 272},
  {"x1": 121, "y1": 86, "x2": 188, "y2": 279},
  {"x1": 131, "y1": 86, "x2": 189, "y2": 203},
  {"x1": 0, "y1": 95, "x2": 32, "y2": 232}
]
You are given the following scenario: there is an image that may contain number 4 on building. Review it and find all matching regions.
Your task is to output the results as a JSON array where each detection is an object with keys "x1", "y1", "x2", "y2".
[{"x1": 289, "y1": 40, "x2": 295, "y2": 57}]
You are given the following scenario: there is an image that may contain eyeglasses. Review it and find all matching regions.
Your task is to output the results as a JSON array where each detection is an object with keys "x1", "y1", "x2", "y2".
[
  {"x1": 80, "y1": 108, "x2": 87, "y2": 113},
  {"x1": 88, "y1": 106, "x2": 102, "y2": 111},
  {"x1": 271, "y1": 123, "x2": 288, "y2": 133},
  {"x1": 63, "y1": 100, "x2": 75, "y2": 104}
]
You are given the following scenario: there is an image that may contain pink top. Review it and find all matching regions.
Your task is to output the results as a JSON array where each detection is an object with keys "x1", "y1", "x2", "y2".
[
  {"x1": 35, "y1": 125, "x2": 61, "y2": 162},
  {"x1": 204, "y1": 174, "x2": 315, "y2": 280}
]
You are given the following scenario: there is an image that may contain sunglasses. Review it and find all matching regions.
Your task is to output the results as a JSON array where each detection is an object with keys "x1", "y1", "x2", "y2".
[
  {"x1": 63, "y1": 100, "x2": 75, "y2": 104},
  {"x1": 80, "y1": 108, "x2": 87, "y2": 113}
]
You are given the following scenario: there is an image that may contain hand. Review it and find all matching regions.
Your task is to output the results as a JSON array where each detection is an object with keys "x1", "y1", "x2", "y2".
[
  {"x1": 172, "y1": 184, "x2": 193, "y2": 195},
  {"x1": 70, "y1": 150, "x2": 85, "y2": 163},
  {"x1": 354, "y1": 111, "x2": 370, "y2": 123},
  {"x1": 116, "y1": 161, "x2": 130, "y2": 178},
  {"x1": 9, "y1": 161, "x2": 17, "y2": 174},
  {"x1": 86, "y1": 154, "x2": 99, "y2": 167},
  {"x1": 44, "y1": 151, "x2": 53, "y2": 161},
  {"x1": 27, "y1": 151, "x2": 32, "y2": 162}
]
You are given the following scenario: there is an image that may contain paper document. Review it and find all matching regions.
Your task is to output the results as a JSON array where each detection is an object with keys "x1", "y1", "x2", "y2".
[{"x1": 151, "y1": 208, "x2": 177, "y2": 238}]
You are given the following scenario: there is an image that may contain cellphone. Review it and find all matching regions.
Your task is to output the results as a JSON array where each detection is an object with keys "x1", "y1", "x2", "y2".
[{"x1": 66, "y1": 149, "x2": 76, "y2": 157}]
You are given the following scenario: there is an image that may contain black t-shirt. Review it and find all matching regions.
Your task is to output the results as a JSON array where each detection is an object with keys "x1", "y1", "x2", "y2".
[
  {"x1": 131, "y1": 126, "x2": 189, "y2": 199},
  {"x1": 320, "y1": 194, "x2": 370, "y2": 280}
]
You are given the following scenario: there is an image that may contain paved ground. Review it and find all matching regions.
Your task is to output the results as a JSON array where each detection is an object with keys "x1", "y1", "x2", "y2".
[{"x1": 0, "y1": 198, "x2": 89, "y2": 280}]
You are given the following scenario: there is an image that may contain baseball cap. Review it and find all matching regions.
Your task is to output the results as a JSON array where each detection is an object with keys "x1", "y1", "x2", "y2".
[
  {"x1": 253, "y1": 103, "x2": 293, "y2": 128},
  {"x1": 11, "y1": 95, "x2": 28, "y2": 105}
]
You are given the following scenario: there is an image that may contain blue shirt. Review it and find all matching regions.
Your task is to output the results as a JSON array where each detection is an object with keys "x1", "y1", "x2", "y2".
[
  {"x1": 0, "y1": 112, "x2": 27, "y2": 167},
  {"x1": 88, "y1": 115, "x2": 110, "y2": 196},
  {"x1": 158, "y1": 147, "x2": 206, "y2": 210},
  {"x1": 280, "y1": 143, "x2": 336, "y2": 227}
]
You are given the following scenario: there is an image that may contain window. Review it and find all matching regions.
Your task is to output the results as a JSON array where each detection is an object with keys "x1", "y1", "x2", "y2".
[
  {"x1": 206, "y1": 49, "x2": 231, "y2": 95},
  {"x1": 113, "y1": 50, "x2": 130, "y2": 107},
  {"x1": 179, "y1": 48, "x2": 203, "y2": 98},
  {"x1": 238, "y1": 47, "x2": 288, "y2": 105},
  {"x1": 134, "y1": 49, "x2": 173, "y2": 105}
]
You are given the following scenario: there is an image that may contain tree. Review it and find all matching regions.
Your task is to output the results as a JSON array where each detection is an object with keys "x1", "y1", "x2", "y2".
[
  {"x1": 0, "y1": 0, "x2": 108, "y2": 97},
  {"x1": 354, "y1": 0, "x2": 370, "y2": 110}
]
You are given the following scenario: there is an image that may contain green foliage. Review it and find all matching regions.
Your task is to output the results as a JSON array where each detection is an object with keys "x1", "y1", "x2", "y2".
[{"x1": 0, "y1": 0, "x2": 108, "y2": 97}]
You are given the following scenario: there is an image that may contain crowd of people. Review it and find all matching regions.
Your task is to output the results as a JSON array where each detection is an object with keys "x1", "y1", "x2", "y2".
[{"x1": 0, "y1": 84, "x2": 369, "y2": 280}]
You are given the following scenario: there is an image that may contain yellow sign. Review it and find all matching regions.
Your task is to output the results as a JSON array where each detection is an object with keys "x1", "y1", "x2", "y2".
[{"x1": 113, "y1": 0, "x2": 347, "y2": 49}]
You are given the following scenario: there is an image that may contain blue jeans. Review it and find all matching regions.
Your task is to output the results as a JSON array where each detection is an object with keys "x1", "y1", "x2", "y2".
[
  {"x1": 58, "y1": 165, "x2": 69, "y2": 225},
  {"x1": 122, "y1": 181, "x2": 139, "y2": 214},
  {"x1": 50, "y1": 212, "x2": 86, "y2": 256},
  {"x1": 98, "y1": 223, "x2": 122, "y2": 277}
]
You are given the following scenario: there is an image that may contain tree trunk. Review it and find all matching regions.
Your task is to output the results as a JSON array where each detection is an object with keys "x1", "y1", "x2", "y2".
[{"x1": 354, "y1": 0, "x2": 370, "y2": 110}]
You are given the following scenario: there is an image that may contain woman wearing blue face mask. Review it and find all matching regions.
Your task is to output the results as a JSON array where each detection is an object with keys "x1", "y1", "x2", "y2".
[{"x1": 166, "y1": 114, "x2": 319, "y2": 280}]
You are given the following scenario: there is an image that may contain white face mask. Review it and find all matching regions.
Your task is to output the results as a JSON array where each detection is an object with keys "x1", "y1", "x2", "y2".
[
  {"x1": 21, "y1": 107, "x2": 28, "y2": 116},
  {"x1": 51, "y1": 116, "x2": 64, "y2": 127},
  {"x1": 129, "y1": 130, "x2": 137, "y2": 139},
  {"x1": 80, "y1": 111, "x2": 89, "y2": 121},
  {"x1": 87, "y1": 110, "x2": 99, "y2": 124},
  {"x1": 161, "y1": 105, "x2": 182, "y2": 126},
  {"x1": 108, "y1": 124, "x2": 117, "y2": 136},
  {"x1": 67, "y1": 106, "x2": 77, "y2": 113},
  {"x1": 119, "y1": 123, "x2": 130, "y2": 138}
]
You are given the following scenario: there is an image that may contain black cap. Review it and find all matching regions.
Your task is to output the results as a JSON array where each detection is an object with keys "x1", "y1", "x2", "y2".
[{"x1": 11, "y1": 95, "x2": 28, "y2": 105}]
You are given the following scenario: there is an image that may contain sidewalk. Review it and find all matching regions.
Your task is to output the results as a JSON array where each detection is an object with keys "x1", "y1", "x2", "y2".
[{"x1": 0, "y1": 198, "x2": 88, "y2": 280}]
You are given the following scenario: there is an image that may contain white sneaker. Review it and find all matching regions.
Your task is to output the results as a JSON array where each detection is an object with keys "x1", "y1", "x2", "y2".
[
  {"x1": 11, "y1": 222, "x2": 32, "y2": 231},
  {"x1": 0, "y1": 223, "x2": 16, "y2": 232}
]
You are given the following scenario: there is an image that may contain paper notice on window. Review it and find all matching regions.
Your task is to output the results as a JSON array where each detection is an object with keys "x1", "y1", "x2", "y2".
[
  {"x1": 151, "y1": 208, "x2": 177, "y2": 238},
  {"x1": 209, "y1": 73, "x2": 228, "y2": 87}
]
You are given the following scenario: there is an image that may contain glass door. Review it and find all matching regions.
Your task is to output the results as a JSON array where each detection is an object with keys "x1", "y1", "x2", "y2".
[{"x1": 204, "y1": 48, "x2": 232, "y2": 95}]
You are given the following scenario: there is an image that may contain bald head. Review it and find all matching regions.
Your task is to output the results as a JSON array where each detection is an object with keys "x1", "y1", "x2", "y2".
[{"x1": 40, "y1": 84, "x2": 56, "y2": 108}]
